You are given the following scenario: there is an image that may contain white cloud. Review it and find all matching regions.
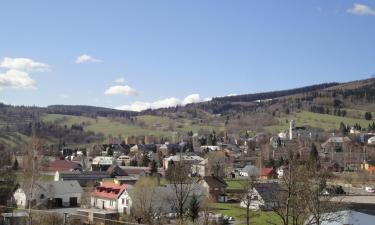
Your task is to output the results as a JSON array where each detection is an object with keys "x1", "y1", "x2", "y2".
[
  {"x1": 347, "y1": 3, "x2": 375, "y2": 16},
  {"x1": 116, "y1": 93, "x2": 206, "y2": 112},
  {"x1": 182, "y1": 94, "x2": 202, "y2": 105},
  {"x1": 0, "y1": 57, "x2": 50, "y2": 72},
  {"x1": 114, "y1": 77, "x2": 126, "y2": 83},
  {"x1": 75, "y1": 54, "x2": 102, "y2": 64},
  {"x1": 104, "y1": 85, "x2": 138, "y2": 96},
  {"x1": 0, "y1": 70, "x2": 37, "y2": 89},
  {"x1": 227, "y1": 93, "x2": 238, "y2": 97}
]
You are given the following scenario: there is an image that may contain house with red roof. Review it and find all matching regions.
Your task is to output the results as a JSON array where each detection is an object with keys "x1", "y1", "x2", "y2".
[
  {"x1": 260, "y1": 168, "x2": 277, "y2": 180},
  {"x1": 90, "y1": 181, "x2": 132, "y2": 214}
]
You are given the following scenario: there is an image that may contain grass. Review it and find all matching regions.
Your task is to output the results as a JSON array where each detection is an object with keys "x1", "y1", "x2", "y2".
[
  {"x1": 42, "y1": 113, "x2": 224, "y2": 138},
  {"x1": 0, "y1": 132, "x2": 30, "y2": 148},
  {"x1": 42, "y1": 114, "x2": 172, "y2": 138},
  {"x1": 225, "y1": 179, "x2": 245, "y2": 190},
  {"x1": 211, "y1": 203, "x2": 281, "y2": 225},
  {"x1": 265, "y1": 111, "x2": 374, "y2": 133}
]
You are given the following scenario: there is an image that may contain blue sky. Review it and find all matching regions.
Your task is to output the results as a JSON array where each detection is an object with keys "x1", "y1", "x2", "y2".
[{"x1": 0, "y1": 0, "x2": 374, "y2": 111}]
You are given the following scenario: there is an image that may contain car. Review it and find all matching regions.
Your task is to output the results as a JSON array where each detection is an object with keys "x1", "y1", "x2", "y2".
[{"x1": 365, "y1": 187, "x2": 375, "y2": 193}]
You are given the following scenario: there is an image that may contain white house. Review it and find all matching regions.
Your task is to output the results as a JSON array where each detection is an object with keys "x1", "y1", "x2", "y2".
[
  {"x1": 163, "y1": 154, "x2": 206, "y2": 176},
  {"x1": 91, "y1": 156, "x2": 114, "y2": 171},
  {"x1": 14, "y1": 181, "x2": 83, "y2": 208},
  {"x1": 240, "y1": 182, "x2": 280, "y2": 211},
  {"x1": 277, "y1": 166, "x2": 286, "y2": 179},
  {"x1": 304, "y1": 210, "x2": 375, "y2": 225},
  {"x1": 90, "y1": 180, "x2": 132, "y2": 214},
  {"x1": 240, "y1": 165, "x2": 260, "y2": 177}
]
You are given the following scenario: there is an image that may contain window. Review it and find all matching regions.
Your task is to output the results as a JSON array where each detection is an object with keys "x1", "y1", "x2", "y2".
[
  {"x1": 40, "y1": 194, "x2": 44, "y2": 199},
  {"x1": 122, "y1": 198, "x2": 125, "y2": 204}
]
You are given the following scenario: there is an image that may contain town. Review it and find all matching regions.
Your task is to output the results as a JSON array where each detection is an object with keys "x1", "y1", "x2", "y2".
[
  {"x1": 1, "y1": 113, "x2": 375, "y2": 225},
  {"x1": 1, "y1": 1, "x2": 375, "y2": 224}
]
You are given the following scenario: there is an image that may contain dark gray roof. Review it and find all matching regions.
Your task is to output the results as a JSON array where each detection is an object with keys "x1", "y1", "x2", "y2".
[{"x1": 254, "y1": 182, "x2": 281, "y2": 203}]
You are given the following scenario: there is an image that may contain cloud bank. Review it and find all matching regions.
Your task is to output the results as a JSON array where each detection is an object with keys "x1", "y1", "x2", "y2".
[
  {"x1": 0, "y1": 57, "x2": 50, "y2": 72},
  {"x1": 0, "y1": 57, "x2": 50, "y2": 90},
  {"x1": 116, "y1": 93, "x2": 207, "y2": 111},
  {"x1": 0, "y1": 70, "x2": 37, "y2": 89}
]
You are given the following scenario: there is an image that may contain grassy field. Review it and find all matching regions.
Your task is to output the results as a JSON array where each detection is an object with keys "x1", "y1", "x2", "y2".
[
  {"x1": 211, "y1": 203, "x2": 281, "y2": 225},
  {"x1": 42, "y1": 114, "x2": 223, "y2": 138},
  {"x1": 0, "y1": 132, "x2": 30, "y2": 148},
  {"x1": 265, "y1": 111, "x2": 374, "y2": 133},
  {"x1": 225, "y1": 179, "x2": 245, "y2": 190}
]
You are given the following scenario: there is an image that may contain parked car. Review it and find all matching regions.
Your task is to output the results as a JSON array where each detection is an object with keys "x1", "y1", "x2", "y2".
[{"x1": 365, "y1": 187, "x2": 375, "y2": 193}]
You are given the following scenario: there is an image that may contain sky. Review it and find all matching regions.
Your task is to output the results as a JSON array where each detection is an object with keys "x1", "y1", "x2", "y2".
[{"x1": 0, "y1": 0, "x2": 374, "y2": 111}]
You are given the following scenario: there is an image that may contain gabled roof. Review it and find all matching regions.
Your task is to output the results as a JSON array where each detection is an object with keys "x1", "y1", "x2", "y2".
[
  {"x1": 41, "y1": 180, "x2": 83, "y2": 195},
  {"x1": 254, "y1": 182, "x2": 280, "y2": 203},
  {"x1": 261, "y1": 168, "x2": 275, "y2": 176},
  {"x1": 322, "y1": 136, "x2": 351, "y2": 148},
  {"x1": 92, "y1": 183, "x2": 130, "y2": 200},
  {"x1": 107, "y1": 165, "x2": 128, "y2": 177},
  {"x1": 203, "y1": 176, "x2": 228, "y2": 188},
  {"x1": 47, "y1": 160, "x2": 81, "y2": 171}
]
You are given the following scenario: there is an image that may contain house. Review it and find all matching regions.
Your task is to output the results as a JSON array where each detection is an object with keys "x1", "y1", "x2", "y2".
[
  {"x1": 127, "y1": 183, "x2": 208, "y2": 215},
  {"x1": 14, "y1": 180, "x2": 83, "y2": 208},
  {"x1": 130, "y1": 144, "x2": 157, "y2": 153},
  {"x1": 240, "y1": 165, "x2": 260, "y2": 177},
  {"x1": 304, "y1": 210, "x2": 375, "y2": 225},
  {"x1": 200, "y1": 176, "x2": 228, "y2": 202},
  {"x1": 90, "y1": 180, "x2": 132, "y2": 214},
  {"x1": 45, "y1": 160, "x2": 82, "y2": 172},
  {"x1": 240, "y1": 182, "x2": 280, "y2": 210},
  {"x1": 54, "y1": 171, "x2": 111, "y2": 186},
  {"x1": 260, "y1": 168, "x2": 277, "y2": 180},
  {"x1": 91, "y1": 156, "x2": 114, "y2": 171},
  {"x1": 321, "y1": 137, "x2": 351, "y2": 153},
  {"x1": 191, "y1": 158, "x2": 208, "y2": 177},
  {"x1": 276, "y1": 166, "x2": 286, "y2": 179},
  {"x1": 163, "y1": 154, "x2": 206, "y2": 176},
  {"x1": 199, "y1": 146, "x2": 221, "y2": 152}
]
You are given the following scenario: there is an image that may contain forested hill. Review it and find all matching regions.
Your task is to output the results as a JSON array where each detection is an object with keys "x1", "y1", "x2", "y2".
[
  {"x1": 213, "y1": 82, "x2": 340, "y2": 102},
  {"x1": 46, "y1": 105, "x2": 137, "y2": 117}
]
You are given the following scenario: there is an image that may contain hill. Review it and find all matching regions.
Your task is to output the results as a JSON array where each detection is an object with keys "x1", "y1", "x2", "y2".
[{"x1": 0, "y1": 78, "x2": 374, "y2": 149}]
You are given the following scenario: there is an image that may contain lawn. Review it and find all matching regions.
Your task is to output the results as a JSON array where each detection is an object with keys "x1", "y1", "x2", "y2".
[
  {"x1": 265, "y1": 111, "x2": 374, "y2": 133},
  {"x1": 225, "y1": 179, "x2": 245, "y2": 190},
  {"x1": 211, "y1": 203, "x2": 281, "y2": 225}
]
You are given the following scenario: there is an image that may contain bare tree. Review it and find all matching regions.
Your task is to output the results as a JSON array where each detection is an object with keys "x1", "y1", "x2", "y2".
[
  {"x1": 207, "y1": 151, "x2": 228, "y2": 177},
  {"x1": 239, "y1": 177, "x2": 257, "y2": 225},
  {"x1": 166, "y1": 161, "x2": 196, "y2": 222},
  {"x1": 301, "y1": 169, "x2": 343, "y2": 225},
  {"x1": 129, "y1": 177, "x2": 158, "y2": 225},
  {"x1": 22, "y1": 129, "x2": 45, "y2": 225},
  {"x1": 269, "y1": 150, "x2": 307, "y2": 225}
]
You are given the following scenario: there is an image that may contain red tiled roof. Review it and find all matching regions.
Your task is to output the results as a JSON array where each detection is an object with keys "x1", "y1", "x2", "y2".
[
  {"x1": 91, "y1": 183, "x2": 129, "y2": 200},
  {"x1": 46, "y1": 160, "x2": 81, "y2": 171},
  {"x1": 261, "y1": 168, "x2": 275, "y2": 176}
]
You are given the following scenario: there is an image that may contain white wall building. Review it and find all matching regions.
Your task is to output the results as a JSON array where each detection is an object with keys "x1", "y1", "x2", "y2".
[{"x1": 14, "y1": 181, "x2": 83, "y2": 208}]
